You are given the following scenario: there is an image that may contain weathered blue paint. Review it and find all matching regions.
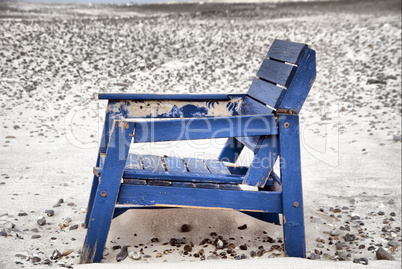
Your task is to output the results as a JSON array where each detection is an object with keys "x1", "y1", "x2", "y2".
[
  {"x1": 247, "y1": 78, "x2": 284, "y2": 109},
  {"x1": 84, "y1": 100, "x2": 126, "y2": 227},
  {"x1": 279, "y1": 48, "x2": 316, "y2": 113},
  {"x1": 218, "y1": 137, "x2": 244, "y2": 163},
  {"x1": 183, "y1": 157, "x2": 210, "y2": 173},
  {"x1": 118, "y1": 168, "x2": 244, "y2": 184},
  {"x1": 81, "y1": 120, "x2": 135, "y2": 263},
  {"x1": 243, "y1": 135, "x2": 279, "y2": 187},
  {"x1": 163, "y1": 156, "x2": 187, "y2": 173},
  {"x1": 204, "y1": 159, "x2": 231, "y2": 175},
  {"x1": 133, "y1": 115, "x2": 277, "y2": 143},
  {"x1": 99, "y1": 93, "x2": 246, "y2": 101},
  {"x1": 117, "y1": 184, "x2": 283, "y2": 213},
  {"x1": 257, "y1": 59, "x2": 297, "y2": 88},
  {"x1": 278, "y1": 115, "x2": 306, "y2": 258},
  {"x1": 142, "y1": 155, "x2": 165, "y2": 172},
  {"x1": 267, "y1": 39, "x2": 308, "y2": 65},
  {"x1": 82, "y1": 39, "x2": 316, "y2": 263},
  {"x1": 125, "y1": 153, "x2": 142, "y2": 170}
]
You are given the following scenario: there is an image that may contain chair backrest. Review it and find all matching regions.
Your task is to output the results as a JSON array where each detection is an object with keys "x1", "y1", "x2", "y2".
[{"x1": 237, "y1": 39, "x2": 316, "y2": 152}]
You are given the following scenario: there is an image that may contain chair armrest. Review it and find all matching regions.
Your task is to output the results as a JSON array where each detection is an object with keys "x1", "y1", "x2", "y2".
[
  {"x1": 98, "y1": 93, "x2": 246, "y2": 101},
  {"x1": 128, "y1": 114, "x2": 277, "y2": 143}
]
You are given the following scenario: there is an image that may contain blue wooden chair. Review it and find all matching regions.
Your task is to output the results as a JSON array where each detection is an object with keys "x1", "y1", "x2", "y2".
[{"x1": 80, "y1": 39, "x2": 316, "y2": 263}]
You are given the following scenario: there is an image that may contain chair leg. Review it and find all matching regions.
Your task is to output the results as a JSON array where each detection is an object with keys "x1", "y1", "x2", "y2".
[
  {"x1": 84, "y1": 174, "x2": 99, "y2": 228},
  {"x1": 80, "y1": 121, "x2": 135, "y2": 263},
  {"x1": 278, "y1": 115, "x2": 306, "y2": 258}
]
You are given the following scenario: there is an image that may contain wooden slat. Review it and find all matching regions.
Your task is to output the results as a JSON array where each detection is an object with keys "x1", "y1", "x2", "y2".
[
  {"x1": 111, "y1": 168, "x2": 244, "y2": 184},
  {"x1": 204, "y1": 159, "x2": 230, "y2": 175},
  {"x1": 124, "y1": 179, "x2": 147, "y2": 185},
  {"x1": 238, "y1": 95, "x2": 273, "y2": 116},
  {"x1": 125, "y1": 154, "x2": 143, "y2": 170},
  {"x1": 133, "y1": 114, "x2": 277, "y2": 143},
  {"x1": 195, "y1": 183, "x2": 218, "y2": 189},
  {"x1": 267, "y1": 39, "x2": 308, "y2": 65},
  {"x1": 247, "y1": 78, "x2": 285, "y2": 109},
  {"x1": 183, "y1": 158, "x2": 210, "y2": 173},
  {"x1": 99, "y1": 93, "x2": 245, "y2": 101},
  {"x1": 257, "y1": 59, "x2": 297, "y2": 88},
  {"x1": 218, "y1": 137, "x2": 244, "y2": 163},
  {"x1": 219, "y1": 184, "x2": 241, "y2": 191},
  {"x1": 163, "y1": 156, "x2": 187, "y2": 173},
  {"x1": 141, "y1": 155, "x2": 165, "y2": 172},
  {"x1": 148, "y1": 179, "x2": 171, "y2": 186},
  {"x1": 117, "y1": 184, "x2": 283, "y2": 213},
  {"x1": 243, "y1": 135, "x2": 279, "y2": 187},
  {"x1": 278, "y1": 48, "x2": 316, "y2": 113},
  {"x1": 172, "y1": 182, "x2": 194, "y2": 188}
]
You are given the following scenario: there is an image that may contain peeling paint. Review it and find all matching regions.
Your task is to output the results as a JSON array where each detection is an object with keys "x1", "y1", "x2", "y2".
[{"x1": 124, "y1": 99, "x2": 242, "y2": 118}]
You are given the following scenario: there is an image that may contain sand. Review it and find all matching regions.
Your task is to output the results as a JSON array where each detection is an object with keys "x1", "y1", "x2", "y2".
[{"x1": 0, "y1": 0, "x2": 401, "y2": 268}]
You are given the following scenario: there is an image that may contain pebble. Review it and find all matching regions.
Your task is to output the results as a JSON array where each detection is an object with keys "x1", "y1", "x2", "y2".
[
  {"x1": 214, "y1": 238, "x2": 224, "y2": 249},
  {"x1": 199, "y1": 238, "x2": 211, "y2": 245},
  {"x1": 378, "y1": 211, "x2": 385, "y2": 216},
  {"x1": 67, "y1": 202, "x2": 75, "y2": 207},
  {"x1": 390, "y1": 212, "x2": 396, "y2": 216},
  {"x1": 45, "y1": 210, "x2": 54, "y2": 217},
  {"x1": 0, "y1": 220, "x2": 14, "y2": 229},
  {"x1": 180, "y1": 224, "x2": 191, "y2": 233},
  {"x1": 344, "y1": 233, "x2": 356, "y2": 241},
  {"x1": 156, "y1": 253, "x2": 162, "y2": 258},
  {"x1": 151, "y1": 238, "x2": 159, "y2": 243},
  {"x1": 238, "y1": 224, "x2": 247, "y2": 230},
  {"x1": 353, "y1": 257, "x2": 369, "y2": 265},
  {"x1": 31, "y1": 256, "x2": 41, "y2": 264},
  {"x1": 51, "y1": 250, "x2": 62, "y2": 260},
  {"x1": 234, "y1": 254, "x2": 247, "y2": 260},
  {"x1": 308, "y1": 253, "x2": 320, "y2": 260},
  {"x1": 129, "y1": 250, "x2": 141, "y2": 260},
  {"x1": 18, "y1": 212, "x2": 28, "y2": 216},
  {"x1": 37, "y1": 217, "x2": 46, "y2": 226},
  {"x1": 337, "y1": 252, "x2": 349, "y2": 261},
  {"x1": 69, "y1": 224, "x2": 79, "y2": 230},
  {"x1": 116, "y1": 246, "x2": 128, "y2": 262},
  {"x1": 239, "y1": 244, "x2": 248, "y2": 250},
  {"x1": 268, "y1": 254, "x2": 276, "y2": 258},
  {"x1": 387, "y1": 241, "x2": 400, "y2": 247},
  {"x1": 330, "y1": 228, "x2": 340, "y2": 236},
  {"x1": 0, "y1": 230, "x2": 7, "y2": 237},
  {"x1": 31, "y1": 234, "x2": 41, "y2": 239},
  {"x1": 112, "y1": 245, "x2": 121, "y2": 250},
  {"x1": 207, "y1": 254, "x2": 219, "y2": 260},
  {"x1": 376, "y1": 247, "x2": 395, "y2": 260},
  {"x1": 317, "y1": 242, "x2": 324, "y2": 248},
  {"x1": 184, "y1": 244, "x2": 192, "y2": 252}
]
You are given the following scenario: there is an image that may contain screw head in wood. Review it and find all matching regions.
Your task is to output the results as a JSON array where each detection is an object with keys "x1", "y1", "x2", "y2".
[
  {"x1": 293, "y1": 201, "x2": 299, "y2": 208},
  {"x1": 284, "y1": 122, "x2": 290, "y2": 129},
  {"x1": 100, "y1": 191, "x2": 107, "y2": 197}
]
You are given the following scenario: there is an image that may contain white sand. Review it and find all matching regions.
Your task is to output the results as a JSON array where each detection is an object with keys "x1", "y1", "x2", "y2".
[{"x1": 0, "y1": 0, "x2": 401, "y2": 268}]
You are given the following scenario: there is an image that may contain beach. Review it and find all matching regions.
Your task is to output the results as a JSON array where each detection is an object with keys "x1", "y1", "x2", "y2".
[{"x1": 0, "y1": 0, "x2": 401, "y2": 268}]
